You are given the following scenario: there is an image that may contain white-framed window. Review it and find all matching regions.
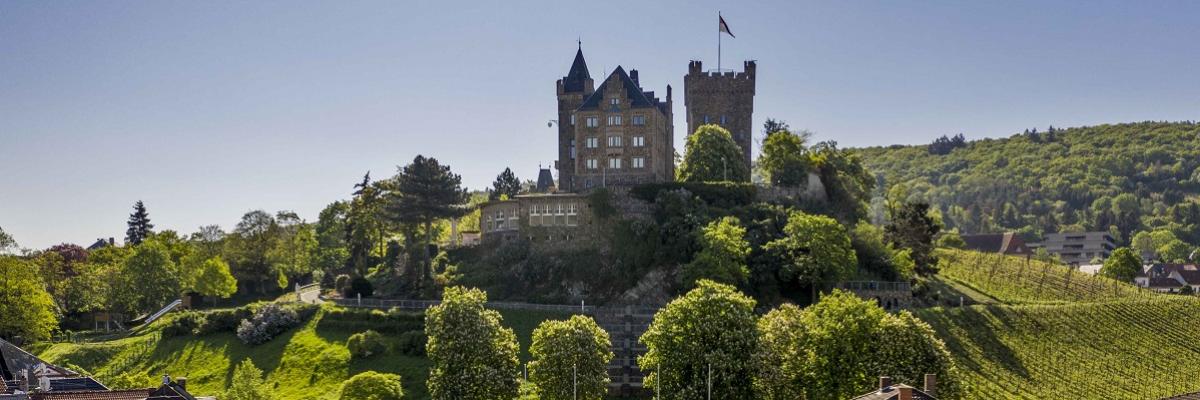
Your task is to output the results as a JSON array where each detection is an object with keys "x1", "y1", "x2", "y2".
[
  {"x1": 610, "y1": 98, "x2": 619, "y2": 105},
  {"x1": 609, "y1": 158, "x2": 622, "y2": 169},
  {"x1": 703, "y1": 115, "x2": 710, "y2": 124},
  {"x1": 496, "y1": 211, "x2": 505, "y2": 230},
  {"x1": 720, "y1": 115, "x2": 727, "y2": 124},
  {"x1": 632, "y1": 135, "x2": 645, "y2": 147},
  {"x1": 607, "y1": 135, "x2": 622, "y2": 147},
  {"x1": 607, "y1": 115, "x2": 622, "y2": 126},
  {"x1": 585, "y1": 116, "x2": 598, "y2": 127},
  {"x1": 569, "y1": 114, "x2": 575, "y2": 125},
  {"x1": 632, "y1": 157, "x2": 645, "y2": 168},
  {"x1": 585, "y1": 137, "x2": 598, "y2": 148},
  {"x1": 529, "y1": 205, "x2": 538, "y2": 226},
  {"x1": 569, "y1": 139, "x2": 576, "y2": 159},
  {"x1": 632, "y1": 115, "x2": 645, "y2": 125},
  {"x1": 585, "y1": 159, "x2": 598, "y2": 169}
]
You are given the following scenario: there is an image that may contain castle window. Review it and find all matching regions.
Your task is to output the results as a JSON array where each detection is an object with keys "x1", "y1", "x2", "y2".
[
  {"x1": 585, "y1": 159, "x2": 598, "y2": 169},
  {"x1": 508, "y1": 212, "x2": 518, "y2": 228},
  {"x1": 720, "y1": 115, "x2": 727, "y2": 124},
  {"x1": 567, "y1": 203, "x2": 578, "y2": 226},
  {"x1": 585, "y1": 116, "x2": 598, "y2": 128},
  {"x1": 570, "y1": 114, "x2": 575, "y2": 125},
  {"x1": 609, "y1": 158, "x2": 622, "y2": 169},
  {"x1": 610, "y1": 98, "x2": 619, "y2": 105},
  {"x1": 607, "y1": 135, "x2": 622, "y2": 147},
  {"x1": 569, "y1": 139, "x2": 576, "y2": 159},
  {"x1": 632, "y1": 115, "x2": 645, "y2": 125},
  {"x1": 607, "y1": 115, "x2": 622, "y2": 126},
  {"x1": 632, "y1": 157, "x2": 645, "y2": 168},
  {"x1": 496, "y1": 211, "x2": 505, "y2": 230},
  {"x1": 703, "y1": 115, "x2": 710, "y2": 124},
  {"x1": 585, "y1": 137, "x2": 598, "y2": 148},
  {"x1": 632, "y1": 136, "x2": 645, "y2": 147}
]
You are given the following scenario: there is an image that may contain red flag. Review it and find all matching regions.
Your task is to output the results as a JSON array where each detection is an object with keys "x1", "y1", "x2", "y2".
[{"x1": 719, "y1": 15, "x2": 735, "y2": 38}]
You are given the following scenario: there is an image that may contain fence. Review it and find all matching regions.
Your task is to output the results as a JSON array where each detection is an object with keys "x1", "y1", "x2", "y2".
[{"x1": 326, "y1": 297, "x2": 594, "y2": 314}]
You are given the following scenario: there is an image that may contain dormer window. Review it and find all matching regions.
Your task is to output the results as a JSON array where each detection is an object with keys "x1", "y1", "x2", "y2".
[{"x1": 610, "y1": 98, "x2": 619, "y2": 105}]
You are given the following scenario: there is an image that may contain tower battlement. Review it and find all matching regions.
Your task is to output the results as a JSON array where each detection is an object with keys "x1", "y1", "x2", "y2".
[{"x1": 684, "y1": 60, "x2": 757, "y2": 174}]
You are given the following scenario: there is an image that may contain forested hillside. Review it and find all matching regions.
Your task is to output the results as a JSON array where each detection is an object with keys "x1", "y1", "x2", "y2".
[{"x1": 857, "y1": 121, "x2": 1200, "y2": 247}]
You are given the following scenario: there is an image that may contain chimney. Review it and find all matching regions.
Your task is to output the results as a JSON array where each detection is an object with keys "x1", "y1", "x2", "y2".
[
  {"x1": 924, "y1": 374, "x2": 937, "y2": 397},
  {"x1": 108, "y1": 237, "x2": 115, "y2": 246},
  {"x1": 879, "y1": 376, "x2": 892, "y2": 389},
  {"x1": 20, "y1": 370, "x2": 30, "y2": 392},
  {"x1": 629, "y1": 69, "x2": 639, "y2": 86},
  {"x1": 162, "y1": 374, "x2": 170, "y2": 386},
  {"x1": 898, "y1": 386, "x2": 913, "y2": 400},
  {"x1": 177, "y1": 377, "x2": 187, "y2": 389}
]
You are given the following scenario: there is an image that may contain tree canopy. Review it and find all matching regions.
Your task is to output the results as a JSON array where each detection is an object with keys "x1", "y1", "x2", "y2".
[
  {"x1": 764, "y1": 211, "x2": 857, "y2": 299},
  {"x1": 678, "y1": 124, "x2": 751, "y2": 183},
  {"x1": 424, "y1": 286, "x2": 519, "y2": 399},
  {"x1": 340, "y1": 371, "x2": 404, "y2": 400},
  {"x1": 490, "y1": 167, "x2": 522, "y2": 201},
  {"x1": 757, "y1": 130, "x2": 812, "y2": 187},
  {"x1": 1100, "y1": 247, "x2": 1142, "y2": 283},
  {"x1": 0, "y1": 256, "x2": 58, "y2": 341},
  {"x1": 885, "y1": 202, "x2": 941, "y2": 275},
  {"x1": 528, "y1": 315, "x2": 614, "y2": 400},
  {"x1": 639, "y1": 280, "x2": 758, "y2": 398},
  {"x1": 125, "y1": 200, "x2": 154, "y2": 245},
  {"x1": 682, "y1": 216, "x2": 751, "y2": 288},
  {"x1": 224, "y1": 359, "x2": 275, "y2": 400},
  {"x1": 386, "y1": 155, "x2": 470, "y2": 292}
]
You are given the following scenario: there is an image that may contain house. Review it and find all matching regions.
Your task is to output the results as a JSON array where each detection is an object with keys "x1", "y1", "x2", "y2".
[
  {"x1": 1029, "y1": 232, "x2": 1117, "y2": 266},
  {"x1": 960, "y1": 233, "x2": 1030, "y2": 256},
  {"x1": 85, "y1": 238, "x2": 115, "y2": 251},
  {"x1": 1135, "y1": 264, "x2": 1200, "y2": 293},
  {"x1": 852, "y1": 375, "x2": 939, "y2": 400}
]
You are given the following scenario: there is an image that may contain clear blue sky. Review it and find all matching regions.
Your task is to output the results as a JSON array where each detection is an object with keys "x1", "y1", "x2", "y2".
[{"x1": 3, "y1": 0, "x2": 1198, "y2": 249}]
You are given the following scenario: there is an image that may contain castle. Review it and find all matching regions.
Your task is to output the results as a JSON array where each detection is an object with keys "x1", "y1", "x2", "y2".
[{"x1": 481, "y1": 44, "x2": 757, "y2": 245}]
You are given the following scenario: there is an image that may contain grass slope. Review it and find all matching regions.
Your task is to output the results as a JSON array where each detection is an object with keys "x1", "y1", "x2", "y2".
[
  {"x1": 38, "y1": 306, "x2": 572, "y2": 400},
  {"x1": 915, "y1": 297, "x2": 1200, "y2": 399},
  {"x1": 936, "y1": 249, "x2": 1152, "y2": 304}
]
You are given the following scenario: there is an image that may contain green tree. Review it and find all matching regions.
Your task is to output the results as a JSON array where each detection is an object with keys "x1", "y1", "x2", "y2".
[
  {"x1": 224, "y1": 359, "x2": 274, "y2": 400},
  {"x1": 490, "y1": 167, "x2": 522, "y2": 201},
  {"x1": 340, "y1": 371, "x2": 404, "y2": 400},
  {"x1": 762, "y1": 118, "x2": 792, "y2": 138},
  {"x1": 425, "y1": 286, "x2": 519, "y2": 400},
  {"x1": 753, "y1": 304, "x2": 807, "y2": 400},
  {"x1": 346, "y1": 174, "x2": 385, "y2": 276},
  {"x1": 268, "y1": 211, "x2": 318, "y2": 287},
  {"x1": 0, "y1": 226, "x2": 16, "y2": 254},
  {"x1": 870, "y1": 312, "x2": 962, "y2": 399},
  {"x1": 682, "y1": 216, "x2": 750, "y2": 288},
  {"x1": 194, "y1": 257, "x2": 237, "y2": 298},
  {"x1": 1100, "y1": 247, "x2": 1141, "y2": 283},
  {"x1": 885, "y1": 202, "x2": 941, "y2": 275},
  {"x1": 315, "y1": 201, "x2": 351, "y2": 274},
  {"x1": 386, "y1": 155, "x2": 470, "y2": 289},
  {"x1": 757, "y1": 130, "x2": 811, "y2": 186},
  {"x1": 639, "y1": 280, "x2": 758, "y2": 399},
  {"x1": 528, "y1": 315, "x2": 614, "y2": 400},
  {"x1": 764, "y1": 211, "x2": 857, "y2": 299},
  {"x1": 809, "y1": 141, "x2": 874, "y2": 222},
  {"x1": 0, "y1": 257, "x2": 58, "y2": 341},
  {"x1": 678, "y1": 124, "x2": 750, "y2": 183},
  {"x1": 113, "y1": 241, "x2": 182, "y2": 315},
  {"x1": 125, "y1": 200, "x2": 154, "y2": 245},
  {"x1": 227, "y1": 210, "x2": 279, "y2": 293}
]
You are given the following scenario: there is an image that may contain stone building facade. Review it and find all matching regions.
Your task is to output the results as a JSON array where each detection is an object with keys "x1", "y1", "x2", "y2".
[
  {"x1": 684, "y1": 60, "x2": 757, "y2": 172},
  {"x1": 479, "y1": 193, "x2": 596, "y2": 246}
]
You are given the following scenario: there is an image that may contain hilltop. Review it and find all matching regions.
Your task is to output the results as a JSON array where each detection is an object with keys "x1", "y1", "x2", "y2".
[{"x1": 856, "y1": 121, "x2": 1200, "y2": 246}]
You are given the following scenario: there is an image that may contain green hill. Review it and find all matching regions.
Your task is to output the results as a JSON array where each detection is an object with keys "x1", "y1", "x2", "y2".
[
  {"x1": 914, "y1": 249, "x2": 1200, "y2": 398},
  {"x1": 36, "y1": 305, "x2": 571, "y2": 400},
  {"x1": 856, "y1": 121, "x2": 1200, "y2": 245},
  {"x1": 915, "y1": 297, "x2": 1200, "y2": 399}
]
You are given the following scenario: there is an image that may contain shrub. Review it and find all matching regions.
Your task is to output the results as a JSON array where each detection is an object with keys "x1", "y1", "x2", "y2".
[
  {"x1": 340, "y1": 371, "x2": 404, "y2": 400},
  {"x1": 162, "y1": 311, "x2": 206, "y2": 338},
  {"x1": 319, "y1": 307, "x2": 424, "y2": 334},
  {"x1": 335, "y1": 274, "x2": 352, "y2": 294},
  {"x1": 236, "y1": 303, "x2": 300, "y2": 345},
  {"x1": 199, "y1": 305, "x2": 256, "y2": 335},
  {"x1": 396, "y1": 330, "x2": 427, "y2": 356},
  {"x1": 344, "y1": 276, "x2": 374, "y2": 298},
  {"x1": 347, "y1": 330, "x2": 388, "y2": 359}
]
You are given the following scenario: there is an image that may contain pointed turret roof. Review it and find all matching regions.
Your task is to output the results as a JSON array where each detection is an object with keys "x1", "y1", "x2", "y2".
[{"x1": 562, "y1": 42, "x2": 591, "y2": 93}]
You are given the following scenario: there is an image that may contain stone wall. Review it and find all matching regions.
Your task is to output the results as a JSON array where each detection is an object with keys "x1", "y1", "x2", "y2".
[{"x1": 684, "y1": 60, "x2": 756, "y2": 172}]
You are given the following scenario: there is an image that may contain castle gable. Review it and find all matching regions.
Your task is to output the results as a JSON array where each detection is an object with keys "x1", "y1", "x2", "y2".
[{"x1": 578, "y1": 66, "x2": 664, "y2": 113}]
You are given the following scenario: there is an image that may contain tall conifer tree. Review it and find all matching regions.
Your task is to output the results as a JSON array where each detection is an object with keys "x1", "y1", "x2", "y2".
[{"x1": 125, "y1": 200, "x2": 154, "y2": 245}]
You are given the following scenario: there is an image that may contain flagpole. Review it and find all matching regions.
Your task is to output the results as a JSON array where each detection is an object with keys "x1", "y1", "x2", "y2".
[{"x1": 717, "y1": 11, "x2": 722, "y2": 72}]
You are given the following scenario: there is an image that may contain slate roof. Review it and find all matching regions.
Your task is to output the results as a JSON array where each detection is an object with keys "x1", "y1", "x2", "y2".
[
  {"x1": 561, "y1": 46, "x2": 591, "y2": 93},
  {"x1": 47, "y1": 378, "x2": 107, "y2": 392},
  {"x1": 578, "y1": 66, "x2": 666, "y2": 114},
  {"x1": 29, "y1": 389, "x2": 153, "y2": 400},
  {"x1": 961, "y1": 233, "x2": 1029, "y2": 255},
  {"x1": 1175, "y1": 270, "x2": 1200, "y2": 285},
  {"x1": 145, "y1": 382, "x2": 194, "y2": 400},
  {"x1": 535, "y1": 168, "x2": 555, "y2": 193},
  {"x1": 852, "y1": 384, "x2": 937, "y2": 400},
  {"x1": 1148, "y1": 277, "x2": 1183, "y2": 289}
]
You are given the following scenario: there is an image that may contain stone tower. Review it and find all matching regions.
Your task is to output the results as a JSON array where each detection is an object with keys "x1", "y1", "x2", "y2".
[
  {"x1": 684, "y1": 60, "x2": 756, "y2": 173},
  {"x1": 555, "y1": 44, "x2": 594, "y2": 191}
]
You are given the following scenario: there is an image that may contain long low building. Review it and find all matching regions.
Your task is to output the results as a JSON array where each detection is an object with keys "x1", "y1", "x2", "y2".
[{"x1": 1028, "y1": 231, "x2": 1117, "y2": 266}]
